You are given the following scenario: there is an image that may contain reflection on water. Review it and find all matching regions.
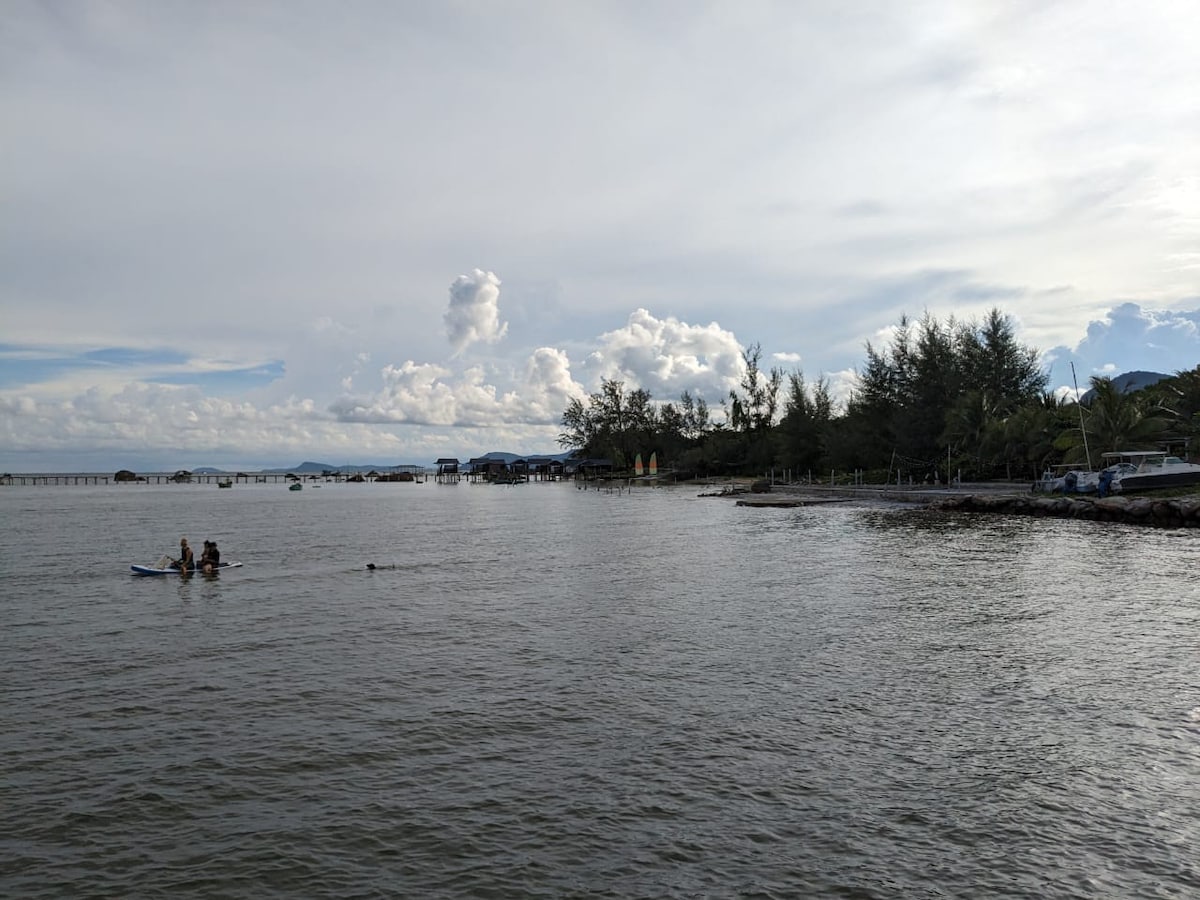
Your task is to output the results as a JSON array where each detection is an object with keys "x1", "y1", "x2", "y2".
[{"x1": 2, "y1": 483, "x2": 1198, "y2": 898}]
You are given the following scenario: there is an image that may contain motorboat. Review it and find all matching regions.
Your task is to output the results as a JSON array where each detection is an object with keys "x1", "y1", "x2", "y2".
[
  {"x1": 1034, "y1": 460, "x2": 1137, "y2": 495},
  {"x1": 1100, "y1": 451, "x2": 1200, "y2": 493},
  {"x1": 1035, "y1": 465, "x2": 1102, "y2": 494}
]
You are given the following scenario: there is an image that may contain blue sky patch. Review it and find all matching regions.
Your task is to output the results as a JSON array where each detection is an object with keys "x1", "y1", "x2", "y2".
[{"x1": 0, "y1": 343, "x2": 284, "y2": 390}]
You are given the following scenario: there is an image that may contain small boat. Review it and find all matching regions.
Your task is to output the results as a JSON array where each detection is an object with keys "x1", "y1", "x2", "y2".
[
  {"x1": 1101, "y1": 451, "x2": 1200, "y2": 493},
  {"x1": 289, "y1": 482, "x2": 303, "y2": 491},
  {"x1": 131, "y1": 561, "x2": 243, "y2": 576},
  {"x1": 217, "y1": 480, "x2": 233, "y2": 488},
  {"x1": 1034, "y1": 465, "x2": 1103, "y2": 494}
]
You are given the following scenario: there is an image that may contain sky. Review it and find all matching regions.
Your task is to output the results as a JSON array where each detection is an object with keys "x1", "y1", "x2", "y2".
[{"x1": 2, "y1": 0, "x2": 1198, "y2": 472}]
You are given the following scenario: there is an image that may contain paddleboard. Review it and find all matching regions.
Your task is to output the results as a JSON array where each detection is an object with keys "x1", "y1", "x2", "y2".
[{"x1": 130, "y1": 561, "x2": 243, "y2": 576}]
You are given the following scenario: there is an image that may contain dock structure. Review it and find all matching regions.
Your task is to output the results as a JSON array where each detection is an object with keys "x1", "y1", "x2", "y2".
[
  {"x1": 1, "y1": 473, "x2": 115, "y2": 486},
  {"x1": 569, "y1": 458, "x2": 614, "y2": 483},
  {"x1": 0, "y1": 472, "x2": 307, "y2": 486},
  {"x1": 520, "y1": 457, "x2": 566, "y2": 481},
  {"x1": 2, "y1": 457, "x2": 584, "y2": 488},
  {"x1": 459, "y1": 456, "x2": 567, "y2": 484},
  {"x1": 1, "y1": 467, "x2": 431, "y2": 486},
  {"x1": 466, "y1": 457, "x2": 506, "y2": 483},
  {"x1": 435, "y1": 458, "x2": 461, "y2": 484}
]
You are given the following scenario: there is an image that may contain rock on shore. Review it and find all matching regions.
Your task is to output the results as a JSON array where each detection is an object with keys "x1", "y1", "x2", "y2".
[{"x1": 931, "y1": 493, "x2": 1200, "y2": 528}]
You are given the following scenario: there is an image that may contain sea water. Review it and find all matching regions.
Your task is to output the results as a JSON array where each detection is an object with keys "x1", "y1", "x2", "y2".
[{"x1": 2, "y1": 480, "x2": 1198, "y2": 898}]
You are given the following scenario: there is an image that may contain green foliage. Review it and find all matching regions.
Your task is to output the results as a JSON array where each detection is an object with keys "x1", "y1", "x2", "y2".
[
  {"x1": 1144, "y1": 365, "x2": 1200, "y2": 443},
  {"x1": 558, "y1": 378, "x2": 712, "y2": 472},
  {"x1": 1056, "y1": 376, "x2": 1173, "y2": 464},
  {"x1": 776, "y1": 370, "x2": 832, "y2": 476},
  {"x1": 843, "y1": 308, "x2": 1047, "y2": 475},
  {"x1": 556, "y1": 310, "x2": 1183, "y2": 483},
  {"x1": 724, "y1": 343, "x2": 783, "y2": 473}
]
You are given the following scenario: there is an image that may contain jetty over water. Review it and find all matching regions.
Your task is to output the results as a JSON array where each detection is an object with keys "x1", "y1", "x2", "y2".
[{"x1": 0, "y1": 470, "x2": 429, "y2": 486}]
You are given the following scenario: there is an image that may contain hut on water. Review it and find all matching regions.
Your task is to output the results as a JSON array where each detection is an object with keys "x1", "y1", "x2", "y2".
[{"x1": 436, "y1": 458, "x2": 460, "y2": 483}]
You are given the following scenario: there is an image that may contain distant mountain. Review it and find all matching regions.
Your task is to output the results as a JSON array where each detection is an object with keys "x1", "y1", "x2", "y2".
[
  {"x1": 1080, "y1": 370, "x2": 1169, "y2": 404},
  {"x1": 260, "y1": 461, "x2": 417, "y2": 474}
]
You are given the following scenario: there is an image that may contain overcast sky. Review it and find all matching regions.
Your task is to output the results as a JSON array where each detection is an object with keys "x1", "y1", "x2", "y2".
[{"x1": 3, "y1": 0, "x2": 1198, "y2": 472}]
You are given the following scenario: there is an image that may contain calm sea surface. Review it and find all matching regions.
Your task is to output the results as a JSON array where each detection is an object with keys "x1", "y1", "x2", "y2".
[{"x1": 2, "y1": 480, "x2": 1198, "y2": 898}]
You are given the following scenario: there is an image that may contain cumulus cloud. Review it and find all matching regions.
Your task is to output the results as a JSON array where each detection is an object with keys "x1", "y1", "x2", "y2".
[
  {"x1": 330, "y1": 347, "x2": 585, "y2": 428},
  {"x1": 822, "y1": 368, "x2": 861, "y2": 411},
  {"x1": 1044, "y1": 302, "x2": 1200, "y2": 389},
  {"x1": 444, "y1": 269, "x2": 508, "y2": 356},
  {"x1": 0, "y1": 381, "x2": 386, "y2": 470},
  {"x1": 1078, "y1": 303, "x2": 1199, "y2": 371},
  {"x1": 331, "y1": 308, "x2": 766, "y2": 429},
  {"x1": 582, "y1": 309, "x2": 746, "y2": 401}
]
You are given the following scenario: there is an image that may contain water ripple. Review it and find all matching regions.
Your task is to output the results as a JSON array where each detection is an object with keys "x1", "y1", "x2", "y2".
[{"x1": 2, "y1": 485, "x2": 1198, "y2": 897}]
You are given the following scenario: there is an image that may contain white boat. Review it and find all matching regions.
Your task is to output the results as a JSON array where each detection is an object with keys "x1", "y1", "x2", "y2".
[
  {"x1": 1035, "y1": 465, "x2": 1102, "y2": 494},
  {"x1": 1100, "y1": 451, "x2": 1200, "y2": 493},
  {"x1": 1034, "y1": 461, "x2": 1137, "y2": 495}
]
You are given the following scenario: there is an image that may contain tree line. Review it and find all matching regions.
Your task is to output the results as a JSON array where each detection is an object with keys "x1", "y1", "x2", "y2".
[{"x1": 558, "y1": 307, "x2": 1200, "y2": 483}]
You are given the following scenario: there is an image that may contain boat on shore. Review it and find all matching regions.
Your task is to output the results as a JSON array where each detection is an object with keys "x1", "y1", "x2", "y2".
[
  {"x1": 1035, "y1": 465, "x2": 1104, "y2": 494},
  {"x1": 1102, "y1": 451, "x2": 1200, "y2": 493}
]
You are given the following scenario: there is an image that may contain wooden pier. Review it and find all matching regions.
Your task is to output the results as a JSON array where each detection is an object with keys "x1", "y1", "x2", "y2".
[{"x1": 0, "y1": 471, "x2": 429, "y2": 486}]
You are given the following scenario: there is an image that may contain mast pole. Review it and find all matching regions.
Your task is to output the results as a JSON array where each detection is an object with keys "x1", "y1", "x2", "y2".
[{"x1": 1071, "y1": 362, "x2": 1092, "y2": 471}]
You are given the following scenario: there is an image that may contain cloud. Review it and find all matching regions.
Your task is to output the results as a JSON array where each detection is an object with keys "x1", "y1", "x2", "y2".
[
  {"x1": 444, "y1": 270, "x2": 508, "y2": 356},
  {"x1": 330, "y1": 347, "x2": 585, "y2": 428},
  {"x1": 0, "y1": 342, "x2": 284, "y2": 397},
  {"x1": 0, "y1": 383, "x2": 327, "y2": 461},
  {"x1": 1044, "y1": 302, "x2": 1200, "y2": 389},
  {"x1": 582, "y1": 309, "x2": 746, "y2": 401},
  {"x1": 332, "y1": 308, "x2": 766, "y2": 428},
  {"x1": 2, "y1": 3, "x2": 1197, "y2": 470},
  {"x1": 1080, "y1": 303, "x2": 1200, "y2": 369}
]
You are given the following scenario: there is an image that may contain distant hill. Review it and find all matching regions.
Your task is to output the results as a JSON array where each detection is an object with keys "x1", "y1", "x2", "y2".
[
  {"x1": 1080, "y1": 370, "x2": 1169, "y2": 404},
  {"x1": 260, "y1": 461, "x2": 413, "y2": 474}
]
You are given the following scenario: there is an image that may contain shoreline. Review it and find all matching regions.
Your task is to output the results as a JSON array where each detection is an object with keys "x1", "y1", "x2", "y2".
[{"x1": 705, "y1": 480, "x2": 1200, "y2": 528}]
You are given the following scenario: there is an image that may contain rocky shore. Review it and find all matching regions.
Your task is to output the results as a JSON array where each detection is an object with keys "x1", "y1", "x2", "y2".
[
  {"x1": 930, "y1": 492, "x2": 1200, "y2": 528},
  {"x1": 705, "y1": 479, "x2": 1200, "y2": 528}
]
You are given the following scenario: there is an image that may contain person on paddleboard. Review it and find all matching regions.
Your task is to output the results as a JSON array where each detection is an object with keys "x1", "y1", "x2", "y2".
[
  {"x1": 200, "y1": 540, "x2": 220, "y2": 573},
  {"x1": 172, "y1": 537, "x2": 195, "y2": 573}
]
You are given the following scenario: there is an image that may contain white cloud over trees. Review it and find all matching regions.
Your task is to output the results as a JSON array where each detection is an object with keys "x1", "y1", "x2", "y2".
[{"x1": 583, "y1": 309, "x2": 747, "y2": 400}]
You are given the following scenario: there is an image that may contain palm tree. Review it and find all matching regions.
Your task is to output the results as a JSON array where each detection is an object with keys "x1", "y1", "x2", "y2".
[
  {"x1": 1060, "y1": 377, "x2": 1171, "y2": 464},
  {"x1": 996, "y1": 397, "x2": 1068, "y2": 479}
]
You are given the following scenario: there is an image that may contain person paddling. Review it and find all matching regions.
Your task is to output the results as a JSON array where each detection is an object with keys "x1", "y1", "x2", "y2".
[{"x1": 172, "y1": 537, "x2": 195, "y2": 573}]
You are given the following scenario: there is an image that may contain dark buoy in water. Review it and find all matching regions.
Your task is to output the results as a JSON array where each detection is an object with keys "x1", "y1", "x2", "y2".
[{"x1": 367, "y1": 563, "x2": 377, "y2": 570}]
